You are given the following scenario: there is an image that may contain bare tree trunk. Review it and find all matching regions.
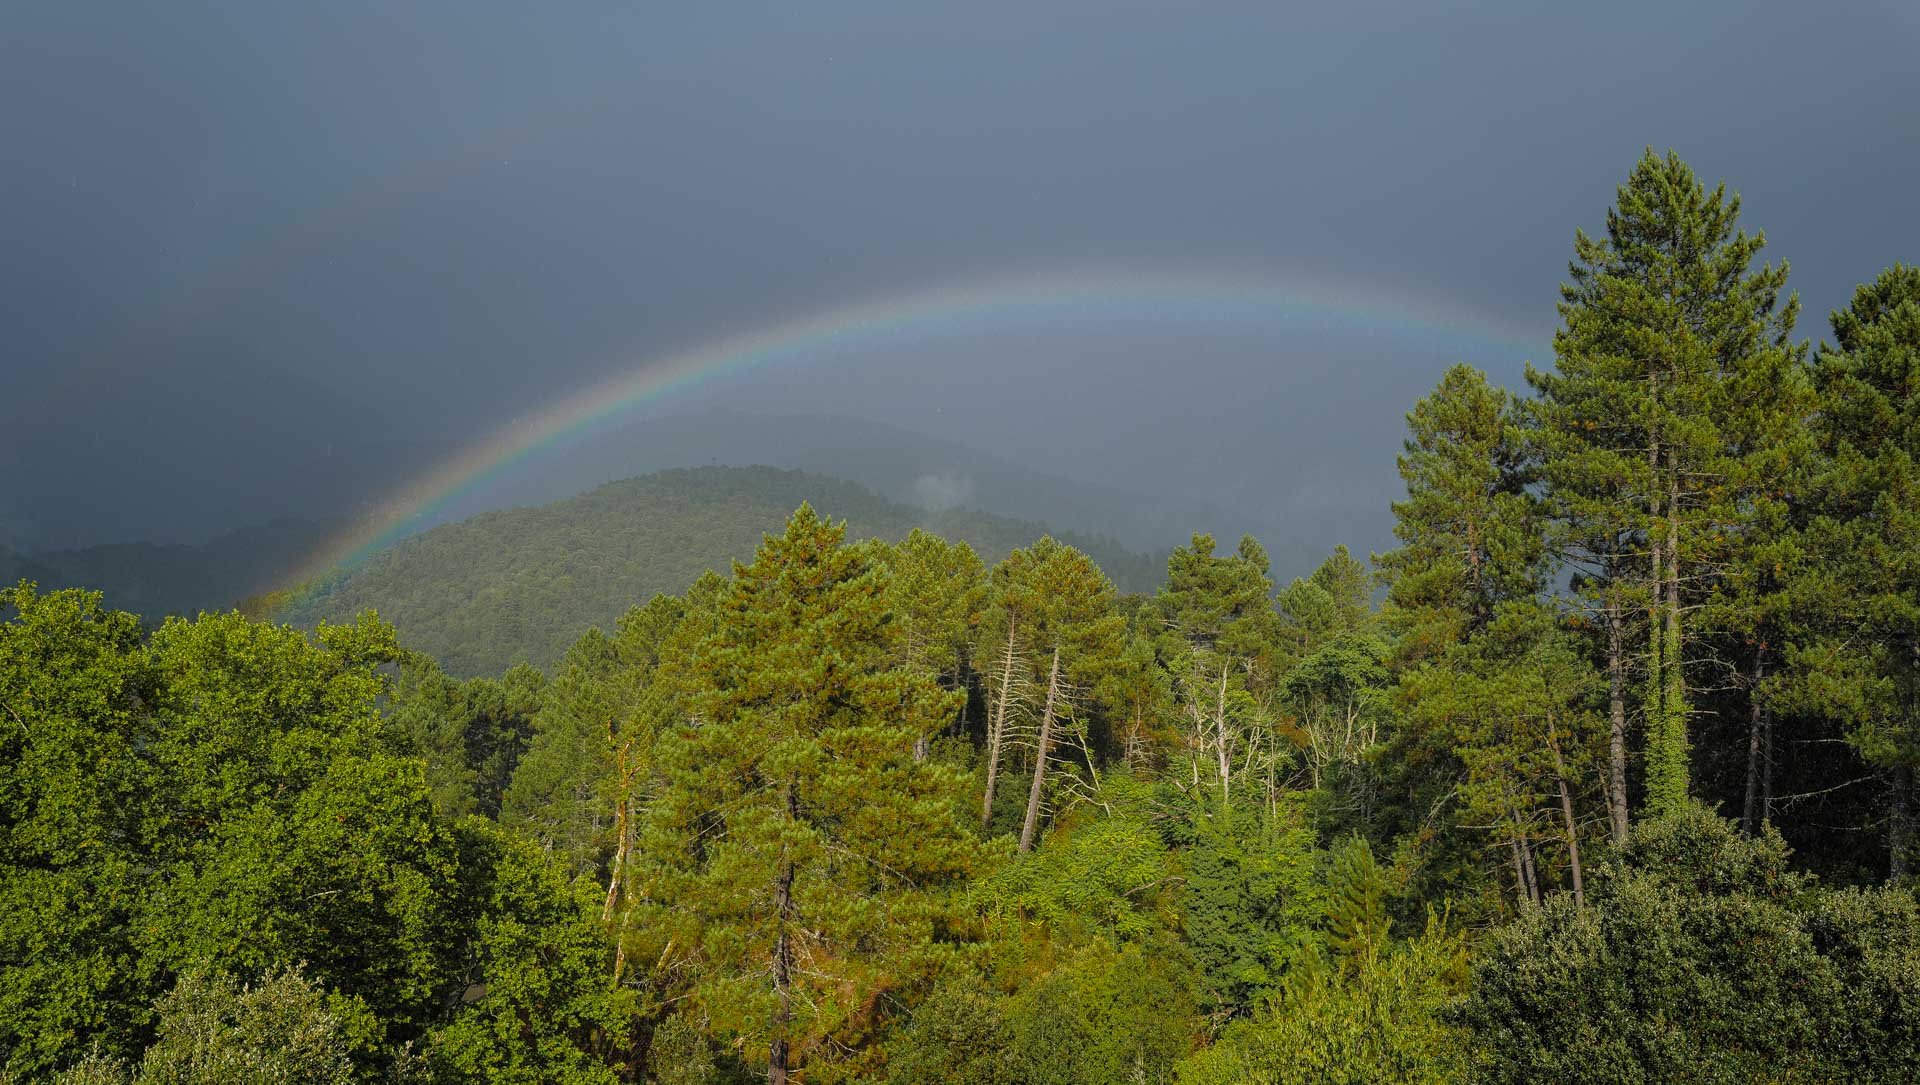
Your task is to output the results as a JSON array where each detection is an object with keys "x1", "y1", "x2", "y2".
[
  {"x1": 1761, "y1": 703, "x2": 1774, "y2": 827},
  {"x1": 1214, "y1": 660, "x2": 1232, "y2": 810},
  {"x1": 1742, "y1": 649, "x2": 1768, "y2": 835},
  {"x1": 1019, "y1": 647, "x2": 1062, "y2": 854},
  {"x1": 1648, "y1": 424, "x2": 1666, "y2": 751},
  {"x1": 602, "y1": 795, "x2": 629, "y2": 921},
  {"x1": 1547, "y1": 720, "x2": 1584, "y2": 908},
  {"x1": 1664, "y1": 465, "x2": 1686, "y2": 792},
  {"x1": 1520, "y1": 830, "x2": 1540, "y2": 907},
  {"x1": 1892, "y1": 765, "x2": 1914, "y2": 884},
  {"x1": 768, "y1": 784, "x2": 799, "y2": 1085},
  {"x1": 1509, "y1": 834, "x2": 1533, "y2": 909},
  {"x1": 1607, "y1": 590, "x2": 1630, "y2": 843},
  {"x1": 981, "y1": 620, "x2": 1017, "y2": 831}
]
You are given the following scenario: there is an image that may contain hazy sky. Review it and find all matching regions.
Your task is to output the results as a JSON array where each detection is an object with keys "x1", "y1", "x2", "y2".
[{"x1": 4, "y1": 1, "x2": 1917, "y2": 553}]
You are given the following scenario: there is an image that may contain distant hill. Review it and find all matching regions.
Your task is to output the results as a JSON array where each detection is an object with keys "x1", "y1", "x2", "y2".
[
  {"x1": 454, "y1": 409, "x2": 1327, "y2": 573},
  {"x1": 0, "y1": 518, "x2": 339, "y2": 623},
  {"x1": 285, "y1": 466, "x2": 1163, "y2": 677}
]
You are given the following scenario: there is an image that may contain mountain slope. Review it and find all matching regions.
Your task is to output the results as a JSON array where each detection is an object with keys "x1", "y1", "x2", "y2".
[
  {"x1": 286, "y1": 466, "x2": 1162, "y2": 676},
  {"x1": 0, "y1": 519, "x2": 340, "y2": 623},
  {"x1": 456, "y1": 409, "x2": 1327, "y2": 571}
]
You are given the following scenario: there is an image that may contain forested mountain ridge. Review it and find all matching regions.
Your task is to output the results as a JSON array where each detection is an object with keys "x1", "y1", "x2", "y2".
[{"x1": 283, "y1": 465, "x2": 1162, "y2": 676}]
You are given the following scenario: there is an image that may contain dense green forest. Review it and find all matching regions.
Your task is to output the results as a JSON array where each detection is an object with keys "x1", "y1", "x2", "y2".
[
  {"x1": 281, "y1": 467, "x2": 1163, "y2": 677},
  {"x1": 6, "y1": 151, "x2": 1920, "y2": 1083}
]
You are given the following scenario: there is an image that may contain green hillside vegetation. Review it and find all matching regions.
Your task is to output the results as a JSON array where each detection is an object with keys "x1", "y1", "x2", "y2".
[
  {"x1": 8, "y1": 153, "x2": 1920, "y2": 1084},
  {"x1": 283, "y1": 466, "x2": 1161, "y2": 677}
]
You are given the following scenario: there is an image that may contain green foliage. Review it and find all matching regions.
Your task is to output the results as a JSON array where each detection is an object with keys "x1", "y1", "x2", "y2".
[
  {"x1": 1169, "y1": 798, "x2": 1322, "y2": 1013},
  {"x1": 1174, "y1": 920, "x2": 1468, "y2": 1085},
  {"x1": 1530, "y1": 149, "x2": 1806, "y2": 819},
  {"x1": 644, "y1": 1013, "x2": 718, "y2": 1085},
  {"x1": 640, "y1": 505, "x2": 981, "y2": 1083},
  {"x1": 977, "y1": 798, "x2": 1174, "y2": 940},
  {"x1": 386, "y1": 658, "x2": 545, "y2": 821},
  {"x1": 134, "y1": 966, "x2": 357, "y2": 1085},
  {"x1": 1783, "y1": 264, "x2": 1920, "y2": 875},
  {"x1": 1324, "y1": 836, "x2": 1389, "y2": 962},
  {"x1": 884, "y1": 978, "x2": 1010, "y2": 1085},
  {"x1": 427, "y1": 822, "x2": 637, "y2": 1085},
  {"x1": 1463, "y1": 806, "x2": 1920, "y2": 1084},
  {"x1": 1001, "y1": 942, "x2": 1194, "y2": 1085}
]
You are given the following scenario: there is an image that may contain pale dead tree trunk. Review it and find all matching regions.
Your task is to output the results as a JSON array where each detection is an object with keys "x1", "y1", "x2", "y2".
[
  {"x1": 1019, "y1": 646, "x2": 1062, "y2": 854},
  {"x1": 1214, "y1": 660, "x2": 1232, "y2": 809},
  {"x1": 1520, "y1": 830, "x2": 1540, "y2": 907},
  {"x1": 981, "y1": 620, "x2": 1019, "y2": 831},
  {"x1": 1546, "y1": 717, "x2": 1584, "y2": 908},
  {"x1": 1606, "y1": 587, "x2": 1630, "y2": 844},
  {"x1": 1124, "y1": 704, "x2": 1145, "y2": 771},
  {"x1": 768, "y1": 784, "x2": 799, "y2": 1085},
  {"x1": 1509, "y1": 835, "x2": 1530, "y2": 909},
  {"x1": 1742, "y1": 649, "x2": 1769, "y2": 835},
  {"x1": 602, "y1": 721, "x2": 638, "y2": 922},
  {"x1": 1506, "y1": 787, "x2": 1539, "y2": 908}
]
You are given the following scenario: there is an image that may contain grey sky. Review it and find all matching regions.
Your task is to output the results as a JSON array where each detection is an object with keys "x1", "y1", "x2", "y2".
[{"x1": 4, "y1": 1, "x2": 1916, "y2": 558}]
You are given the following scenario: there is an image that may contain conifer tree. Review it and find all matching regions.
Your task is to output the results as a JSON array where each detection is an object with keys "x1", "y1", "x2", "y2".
[
  {"x1": 1011, "y1": 538, "x2": 1123, "y2": 852},
  {"x1": 1377, "y1": 364, "x2": 1542, "y2": 659},
  {"x1": 1155, "y1": 534, "x2": 1279, "y2": 810},
  {"x1": 1788, "y1": 265, "x2": 1920, "y2": 879},
  {"x1": 874, "y1": 530, "x2": 986, "y2": 759},
  {"x1": 1532, "y1": 149, "x2": 1800, "y2": 822},
  {"x1": 641, "y1": 506, "x2": 978, "y2": 1084}
]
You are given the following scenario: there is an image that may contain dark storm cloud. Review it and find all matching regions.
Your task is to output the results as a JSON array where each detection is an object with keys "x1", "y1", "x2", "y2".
[{"x1": 3, "y1": 1, "x2": 1916, "y2": 557}]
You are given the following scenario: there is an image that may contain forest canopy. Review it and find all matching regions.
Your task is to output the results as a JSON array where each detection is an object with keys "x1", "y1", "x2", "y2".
[{"x1": 5, "y1": 151, "x2": 1920, "y2": 1084}]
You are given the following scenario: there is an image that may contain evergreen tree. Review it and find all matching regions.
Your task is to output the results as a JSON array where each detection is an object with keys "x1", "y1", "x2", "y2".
[
  {"x1": 1787, "y1": 265, "x2": 1920, "y2": 879},
  {"x1": 1155, "y1": 534, "x2": 1279, "y2": 812},
  {"x1": 873, "y1": 530, "x2": 987, "y2": 758},
  {"x1": 640, "y1": 506, "x2": 979, "y2": 1084},
  {"x1": 1377, "y1": 364, "x2": 1542, "y2": 659},
  {"x1": 1532, "y1": 149, "x2": 1801, "y2": 822}
]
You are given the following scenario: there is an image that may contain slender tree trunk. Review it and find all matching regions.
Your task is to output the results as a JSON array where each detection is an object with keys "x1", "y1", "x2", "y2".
[
  {"x1": 1520, "y1": 831, "x2": 1540, "y2": 907},
  {"x1": 768, "y1": 784, "x2": 799, "y2": 1085},
  {"x1": 981, "y1": 620, "x2": 1018, "y2": 831},
  {"x1": 1742, "y1": 649, "x2": 1768, "y2": 835},
  {"x1": 1761, "y1": 704, "x2": 1774, "y2": 827},
  {"x1": 1019, "y1": 647, "x2": 1062, "y2": 854},
  {"x1": 1547, "y1": 720, "x2": 1584, "y2": 908},
  {"x1": 1214, "y1": 660, "x2": 1232, "y2": 810},
  {"x1": 601, "y1": 795, "x2": 629, "y2": 921},
  {"x1": 1510, "y1": 834, "x2": 1530, "y2": 908},
  {"x1": 1892, "y1": 765, "x2": 1914, "y2": 884},
  {"x1": 1662, "y1": 464, "x2": 1688, "y2": 798},
  {"x1": 1648, "y1": 421, "x2": 1666, "y2": 758},
  {"x1": 1606, "y1": 589, "x2": 1630, "y2": 843}
]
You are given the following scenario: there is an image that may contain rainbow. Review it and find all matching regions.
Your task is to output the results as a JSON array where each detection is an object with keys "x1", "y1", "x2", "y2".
[{"x1": 281, "y1": 266, "x2": 1545, "y2": 599}]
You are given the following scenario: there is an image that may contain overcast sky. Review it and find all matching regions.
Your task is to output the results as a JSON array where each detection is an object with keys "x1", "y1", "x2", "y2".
[{"x1": 4, "y1": 1, "x2": 1917, "y2": 553}]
